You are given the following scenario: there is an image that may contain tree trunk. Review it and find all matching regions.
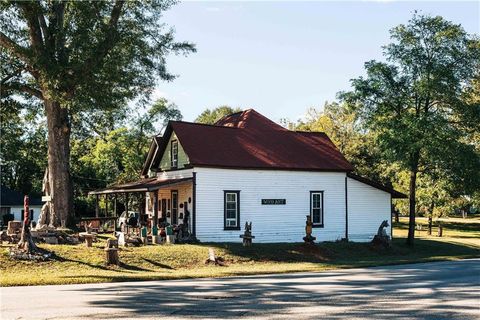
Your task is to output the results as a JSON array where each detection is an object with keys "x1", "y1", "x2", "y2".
[
  {"x1": 45, "y1": 99, "x2": 74, "y2": 227},
  {"x1": 406, "y1": 155, "x2": 419, "y2": 247},
  {"x1": 427, "y1": 201, "x2": 434, "y2": 236}
]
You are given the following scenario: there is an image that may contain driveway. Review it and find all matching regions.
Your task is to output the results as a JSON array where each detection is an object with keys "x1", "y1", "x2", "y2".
[{"x1": 1, "y1": 259, "x2": 479, "y2": 319}]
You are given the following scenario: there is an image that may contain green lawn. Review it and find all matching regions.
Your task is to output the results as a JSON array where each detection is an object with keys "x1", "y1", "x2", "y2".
[{"x1": 1, "y1": 216, "x2": 479, "y2": 287}]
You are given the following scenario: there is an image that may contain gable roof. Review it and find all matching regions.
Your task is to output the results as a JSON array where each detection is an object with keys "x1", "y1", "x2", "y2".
[
  {"x1": 0, "y1": 185, "x2": 43, "y2": 206},
  {"x1": 141, "y1": 136, "x2": 163, "y2": 177},
  {"x1": 151, "y1": 109, "x2": 354, "y2": 172}
]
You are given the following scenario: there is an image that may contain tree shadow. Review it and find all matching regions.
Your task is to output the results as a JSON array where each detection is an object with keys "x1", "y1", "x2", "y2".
[
  {"x1": 142, "y1": 258, "x2": 174, "y2": 270},
  {"x1": 66, "y1": 259, "x2": 480, "y2": 319}
]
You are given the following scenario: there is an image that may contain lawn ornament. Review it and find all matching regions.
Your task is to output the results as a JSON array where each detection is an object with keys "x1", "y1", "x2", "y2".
[
  {"x1": 240, "y1": 221, "x2": 255, "y2": 247},
  {"x1": 36, "y1": 203, "x2": 49, "y2": 230},
  {"x1": 205, "y1": 247, "x2": 225, "y2": 266},
  {"x1": 303, "y1": 215, "x2": 316, "y2": 244},
  {"x1": 18, "y1": 196, "x2": 38, "y2": 252},
  {"x1": 10, "y1": 196, "x2": 52, "y2": 261},
  {"x1": 105, "y1": 238, "x2": 119, "y2": 265},
  {"x1": 371, "y1": 220, "x2": 391, "y2": 248}
]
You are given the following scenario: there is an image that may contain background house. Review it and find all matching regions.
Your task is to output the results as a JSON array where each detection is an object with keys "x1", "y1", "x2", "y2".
[{"x1": 0, "y1": 185, "x2": 43, "y2": 224}]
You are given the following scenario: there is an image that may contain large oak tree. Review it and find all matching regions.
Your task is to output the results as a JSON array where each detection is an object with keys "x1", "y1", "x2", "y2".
[
  {"x1": 0, "y1": 0, "x2": 195, "y2": 226},
  {"x1": 341, "y1": 14, "x2": 480, "y2": 245}
]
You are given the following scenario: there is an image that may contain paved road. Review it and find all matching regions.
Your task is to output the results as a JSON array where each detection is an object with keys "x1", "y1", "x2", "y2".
[{"x1": 1, "y1": 259, "x2": 479, "y2": 320}]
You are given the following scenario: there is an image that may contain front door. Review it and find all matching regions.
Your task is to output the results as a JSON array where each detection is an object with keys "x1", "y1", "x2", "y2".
[{"x1": 171, "y1": 190, "x2": 178, "y2": 225}]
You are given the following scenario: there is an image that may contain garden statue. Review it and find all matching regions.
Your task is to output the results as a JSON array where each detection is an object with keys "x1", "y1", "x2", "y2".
[
  {"x1": 104, "y1": 238, "x2": 119, "y2": 265},
  {"x1": 303, "y1": 215, "x2": 316, "y2": 244},
  {"x1": 36, "y1": 203, "x2": 49, "y2": 230},
  {"x1": 177, "y1": 209, "x2": 196, "y2": 243},
  {"x1": 240, "y1": 221, "x2": 255, "y2": 246},
  {"x1": 371, "y1": 220, "x2": 391, "y2": 248}
]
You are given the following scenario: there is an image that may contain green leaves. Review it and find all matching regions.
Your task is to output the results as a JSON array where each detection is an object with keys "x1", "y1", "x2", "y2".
[
  {"x1": 342, "y1": 13, "x2": 480, "y2": 224},
  {"x1": 195, "y1": 106, "x2": 243, "y2": 124},
  {"x1": 1, "y1": 0, "x2": 196, "y2": 113}
]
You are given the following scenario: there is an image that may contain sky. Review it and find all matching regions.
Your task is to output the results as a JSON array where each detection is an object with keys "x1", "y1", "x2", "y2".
[{"x1": 151, "y1": 1, "x2": 479, "y2": 123}]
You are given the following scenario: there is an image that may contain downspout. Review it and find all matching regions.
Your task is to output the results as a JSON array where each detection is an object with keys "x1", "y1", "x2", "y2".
[
  {"x1": 345, "y1": 176, "x2": 349, "y2": 241},
  {"x1": 192, "y1": 171, "x2": 197, "y2": 238}
]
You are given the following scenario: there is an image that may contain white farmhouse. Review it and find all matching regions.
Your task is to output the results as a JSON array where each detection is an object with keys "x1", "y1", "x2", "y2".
[{"x1": 90, "y1": 109, "x2": 406, "y2": 242}]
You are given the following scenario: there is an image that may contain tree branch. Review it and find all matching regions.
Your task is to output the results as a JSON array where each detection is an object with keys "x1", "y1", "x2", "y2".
[
  {"x1": 0, "y1": 32, "x2": 32, "y2": 66},
  {"x1": 38, "y1": 10, "x2": 50, "y2": 50},
  {"x1": 1, "y1": 82, "x2": 43, "y2": 100},
  {"x1": 1, "y1": 69, "x2": 23, "y2": 84},
  {"x1": 76, "y1": 0, "x2": 124, "y2": 77},
  {"x1": 18, "y1": 2, "x2": 45, "y2": 56}
]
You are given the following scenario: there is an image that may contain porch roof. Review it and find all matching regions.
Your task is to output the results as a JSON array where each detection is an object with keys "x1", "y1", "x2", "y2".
[{"x1": 88, "y1": 177, "x2": 192, "y2": 195}]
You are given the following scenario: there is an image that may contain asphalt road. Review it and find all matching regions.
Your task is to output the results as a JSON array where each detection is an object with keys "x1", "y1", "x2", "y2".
[{"x1": 1, "y1": 259, "x2": 479, "y2": 320}]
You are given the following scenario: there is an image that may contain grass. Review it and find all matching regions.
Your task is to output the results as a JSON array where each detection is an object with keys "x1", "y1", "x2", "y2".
[{"x1": 1, "y1": 216, "x2": 479, "y2": 287}]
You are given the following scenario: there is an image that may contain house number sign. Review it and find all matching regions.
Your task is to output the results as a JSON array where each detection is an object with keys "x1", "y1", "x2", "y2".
[{"x1": 261, "y1": 199, "x2": 286, "y2": 205}]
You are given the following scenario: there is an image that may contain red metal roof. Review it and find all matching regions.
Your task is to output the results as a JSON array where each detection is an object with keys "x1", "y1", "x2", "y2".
[
  {"x1": 167, "y1": 109, "x2": 353, "y2": 171},
  {"x1": 88, "y1": 177, "x2": 192, "y2": 195}
]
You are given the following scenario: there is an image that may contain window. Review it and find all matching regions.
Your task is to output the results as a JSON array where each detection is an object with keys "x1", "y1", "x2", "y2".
[
  {"x1": 0, "y1": 207, "x2": 11, "y2": 216},
  {"x1": 171, "y1": 140, "x2": 178, "y2": 168},
  {"x1": 224, "y1": 191, "x2": 240, "y2": 230},
  {"x1": 310, "y1": 191, "x2": 324, "y2": 227}
]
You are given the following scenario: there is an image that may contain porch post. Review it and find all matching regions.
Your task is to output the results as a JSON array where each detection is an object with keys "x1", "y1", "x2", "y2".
[
  {"x1": 125, "y1": 192, "x2": 129, "y2": 216},
  {"x1": 95, "y1": 194, "x2": 99, "y2": 218},
  {"x1": 153, "y1": 191, "x2": 159, "y2": 228},
  {"x1": 105, "y1": 194, "x2": 108, "y2": 217},
  {"x1": 114, "y1": 194, "x2": 117, "y2": 217}
]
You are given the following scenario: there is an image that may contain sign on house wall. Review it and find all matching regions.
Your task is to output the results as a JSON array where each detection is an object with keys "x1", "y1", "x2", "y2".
[{"x1": 261, "y1": 199, "x2": 286, "y2": 205}]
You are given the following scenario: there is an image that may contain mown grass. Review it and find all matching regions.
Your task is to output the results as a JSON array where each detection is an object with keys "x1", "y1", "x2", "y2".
[{"x1": 1, "y1": 216, "x2": 479, "y2": 287}]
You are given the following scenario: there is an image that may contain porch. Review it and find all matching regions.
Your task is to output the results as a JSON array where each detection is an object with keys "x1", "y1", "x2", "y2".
[{"x1": 88, "y1": 175, "x2": 195, "y2": 241}]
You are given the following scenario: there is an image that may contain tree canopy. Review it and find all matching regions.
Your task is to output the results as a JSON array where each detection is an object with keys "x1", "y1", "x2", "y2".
[
  {"x1": 0, "y1": 0, "x2": 195, "y2": 225},
  {"x1": 195, "y1": 106, "x2": 242, "y2": 124},
  {"x1": 340, "y1": 13, "x2": 480, "y2": 245}
]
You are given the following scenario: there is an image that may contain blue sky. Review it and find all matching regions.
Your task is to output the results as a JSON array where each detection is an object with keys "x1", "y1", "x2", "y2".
[{"x1": 153, "y1": 1, "x2": 479, "y2": 123}]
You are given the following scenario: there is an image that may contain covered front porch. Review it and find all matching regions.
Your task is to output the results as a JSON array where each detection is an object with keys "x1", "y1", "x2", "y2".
[{"x1": 88, "y1": 173, "x2": 195, "y2": 242}]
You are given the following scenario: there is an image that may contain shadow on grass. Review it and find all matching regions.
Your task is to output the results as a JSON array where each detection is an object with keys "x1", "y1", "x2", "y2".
[
  {"x1": 142, "y1": 258, "x2": 174, "y2": 270},
  {"x1": 119, "y1": 262, "x2": 152, "y2": 272}
]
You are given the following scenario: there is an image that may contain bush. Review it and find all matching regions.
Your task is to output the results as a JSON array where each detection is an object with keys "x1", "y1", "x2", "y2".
[{"x1": 2, "y1": 213, "x2": 14, "y2": 226}]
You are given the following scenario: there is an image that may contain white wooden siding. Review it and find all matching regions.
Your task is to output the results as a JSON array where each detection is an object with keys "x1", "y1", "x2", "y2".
[
  {"x1": 347, "y1": 177, "x2": 391, "y2": 242},
  {"x1": 194, "y1": 168, "x2": 347, "y2": 243},
  {"x1": 5, "y1": 206, "x2": 43, "y2": 223}
]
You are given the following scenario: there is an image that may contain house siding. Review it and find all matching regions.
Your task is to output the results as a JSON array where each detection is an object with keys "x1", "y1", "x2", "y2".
[
  {"x1": 159, "y1": 132, "x2": 189, "y2": 170},
  {"x1": 347, "y1": 177, "x2": 391, "y2": 242},
  {"x1": 4, "y1": 205, "x2": 43, "y2": 223},
  {"x1": 194, "y1": 167, "x2": 347, "y2": 243}
]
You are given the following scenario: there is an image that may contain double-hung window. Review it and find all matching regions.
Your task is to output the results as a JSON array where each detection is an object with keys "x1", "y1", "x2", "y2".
[
  {"x1": 310, "y1": 191, "x2": 324, "y2": 227},
  {"x1": 224, "y1": 191, "x2": 240, "y2": 230},
  {"x1": 171, "y1": 140, "x2": 178, "y2": 168}
]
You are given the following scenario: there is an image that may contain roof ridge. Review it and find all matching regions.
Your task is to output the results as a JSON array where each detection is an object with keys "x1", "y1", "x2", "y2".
[
  {"x1": 295, "y1": 130, "x2": 327, "y2": 135},
  {"x1": 171, "y1": 120, "x2": 240, "y2": 129}
]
